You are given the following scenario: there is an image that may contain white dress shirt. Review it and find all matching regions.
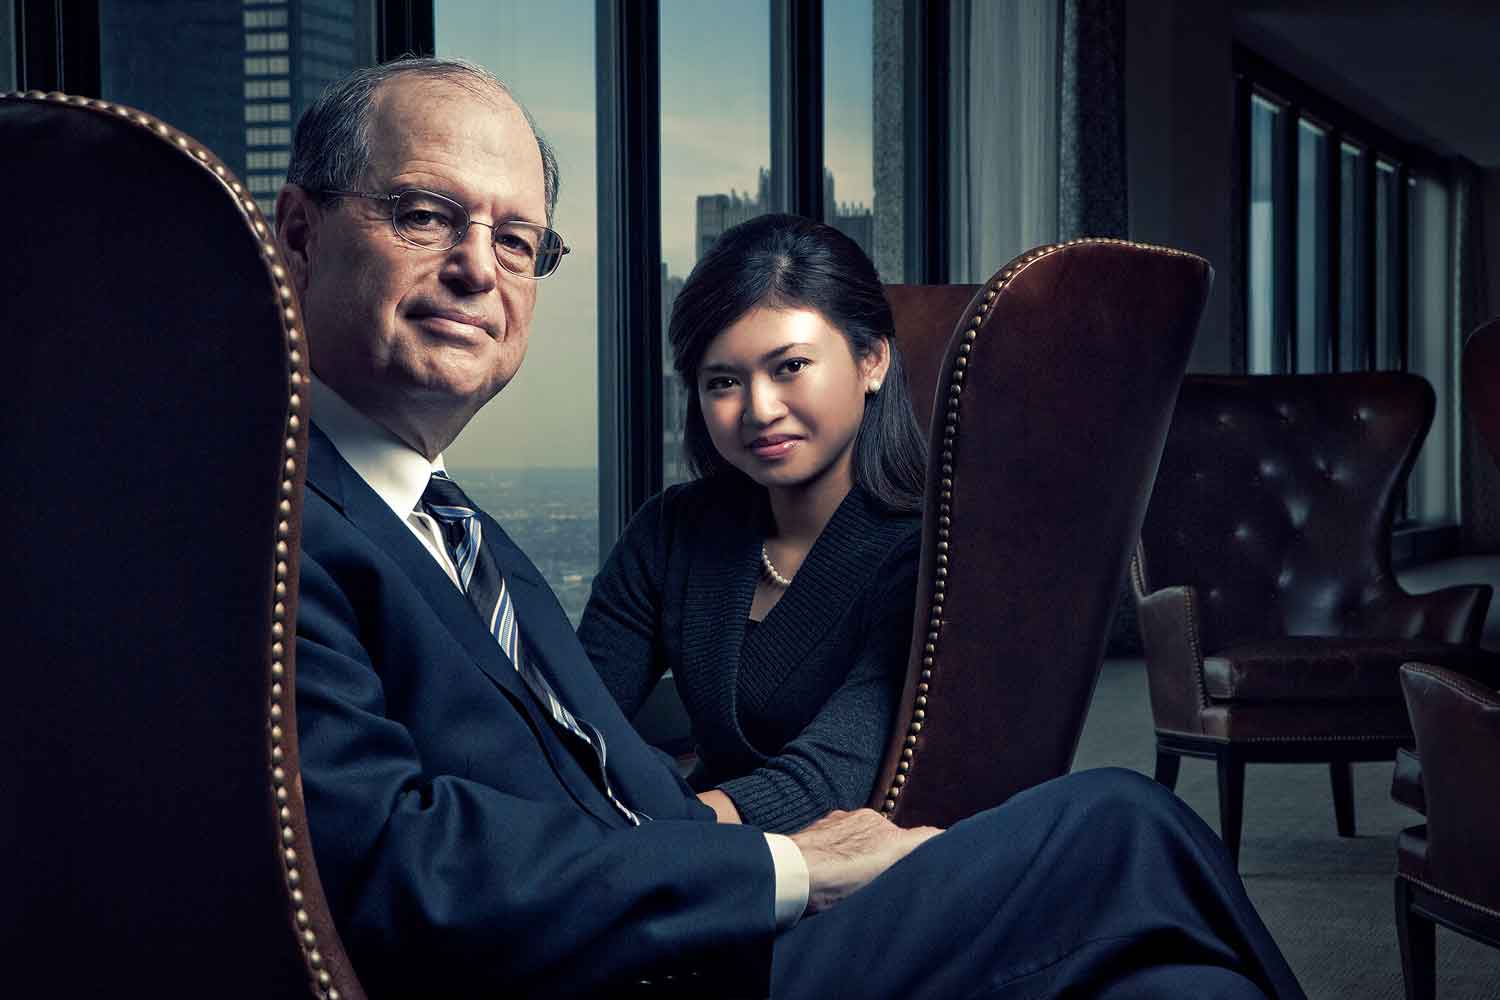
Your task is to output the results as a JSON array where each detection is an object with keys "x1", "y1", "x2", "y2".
[{"x1": 309, "y1": 377, "x2": 809, "y2": 928}]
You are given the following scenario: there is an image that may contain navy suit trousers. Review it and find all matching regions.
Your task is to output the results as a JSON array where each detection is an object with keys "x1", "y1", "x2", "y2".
[{"x1": 771, "y1": 768, "x2": 1304, "y2": 1000}]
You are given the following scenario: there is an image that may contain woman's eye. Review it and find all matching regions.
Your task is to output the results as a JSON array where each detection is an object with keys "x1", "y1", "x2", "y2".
[
  {"x1": 778, "y1": 358, "x2": 809, "y2": 375},
  {"x1": 703, "y1": 376, "x2": 736, "y2": 392}
]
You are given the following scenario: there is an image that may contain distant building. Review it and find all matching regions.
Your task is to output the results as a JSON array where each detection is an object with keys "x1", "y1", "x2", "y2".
[{"x1": 100, "y1": 0, "x2": 365, "y2": 220}]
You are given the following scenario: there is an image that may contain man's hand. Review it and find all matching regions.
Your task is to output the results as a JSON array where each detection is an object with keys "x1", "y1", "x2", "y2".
[{"x1": 789, "y1": 809, "x2": 943, "y2": 915}]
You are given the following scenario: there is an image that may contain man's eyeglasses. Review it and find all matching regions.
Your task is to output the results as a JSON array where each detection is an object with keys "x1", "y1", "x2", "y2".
[{"x1": 318, "y1": 188, "x2": 569, "y2": 279}]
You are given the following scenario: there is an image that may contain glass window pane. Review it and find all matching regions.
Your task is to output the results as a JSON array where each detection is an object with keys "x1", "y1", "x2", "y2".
[
  {"x1": 1338, "y1": 141, "x2": 1369, "y2": 371},
  {"x1": 437, "y1": 1, "x2": 600, "y2": 624},
  {"x1": 1295, "y1": 119, "x2": 1331, "y2": 373},
  {"x1": 100, "y1": 0, "x2": 372, "y2": 220},
  {"x1": 1408, "y1": 174, "x2": 1455, "y2": 523},
  {"x1": 1247, "y1": 94, "x2": 1282, "y2": 374},
  {"x1": 660, "y1": 1, "x2": 772, "y2": 487},
  {"x1": 822, "y1": 0, "x2": 880, "y2": 273},
  {"x1": 1374, "y1": 159, "x2": 1402, "y2": 371}
]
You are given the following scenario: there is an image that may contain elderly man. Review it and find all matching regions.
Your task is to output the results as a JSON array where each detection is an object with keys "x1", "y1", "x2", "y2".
[{"x1": 280, "y1": 57, "x2": 1304, "y2": 999}]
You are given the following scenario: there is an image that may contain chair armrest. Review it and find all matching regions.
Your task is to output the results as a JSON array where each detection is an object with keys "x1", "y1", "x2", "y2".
[
  {"x1": 1390, "y1": 747, "x2": 1425, "y2": 816},
  {"x1": 1363, "y1": 584, "x2": 1493, "y2": 645},
  {"x1": 1137, "y1": 585, "x2": 1206, "y2": 734},
  {"x1": 1399, "y1": 662, "x2": 1500, "y2": 907}
]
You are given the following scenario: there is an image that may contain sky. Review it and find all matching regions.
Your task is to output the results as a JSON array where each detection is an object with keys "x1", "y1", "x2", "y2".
[{"x1": 434, "y1": 0, "x2": 875, "y2": 471}]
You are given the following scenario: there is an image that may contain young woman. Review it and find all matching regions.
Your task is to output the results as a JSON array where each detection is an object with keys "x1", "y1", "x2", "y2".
[{"x1": 577, "y1": 213, "x2": 927, "y2": 834}]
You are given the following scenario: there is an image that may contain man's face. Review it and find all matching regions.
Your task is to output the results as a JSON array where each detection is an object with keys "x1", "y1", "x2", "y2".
[{"x1": 282, "y1": 76, "x2": 547, "y2": 454}]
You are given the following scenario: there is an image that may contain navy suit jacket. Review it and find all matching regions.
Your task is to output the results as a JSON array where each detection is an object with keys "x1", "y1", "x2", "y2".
[{"x1": 295, "y1": 427, "x2": 777, "y2": 996}]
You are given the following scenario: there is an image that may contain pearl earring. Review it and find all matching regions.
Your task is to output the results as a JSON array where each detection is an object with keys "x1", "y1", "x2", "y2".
[{"x1": 868, "y1": 380, "x2": 882, "y2": 393}]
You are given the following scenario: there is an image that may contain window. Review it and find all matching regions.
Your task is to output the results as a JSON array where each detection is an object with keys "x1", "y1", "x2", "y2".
[
  {"x1": 659, "y1": 0, "x2": 772, "y2": 488},
  {"x1": 245, "y1": 56, "x2": 291, "y2": 74},
  {"x1": 1338, "y1": 141, "x2": 1369, "y2": 371},
  {"x1": 1237, "y1": 49, "x2": 1449, "y2": 528},
  {"x1": 1246, "y1": 93, "x2": 1285, "y2": 374},
  {"x1": 245, "y1": 79, "x2": 292, "y2": 98},
  {"x1": 244, "y1": 102, "x2": 291, "y2": 122},
  {"x1": 246, "y1": 31, "x2": 291, "y2": 51},
  {"x1": 822, "y1": 0, "x2": 877, "y2": 272},
  {"x1": 1295, "y1": 119, "x2": 1331, "y2": 373},
  {"x1": 435, "y1": 0, "x2": 601, "y2": 624}
]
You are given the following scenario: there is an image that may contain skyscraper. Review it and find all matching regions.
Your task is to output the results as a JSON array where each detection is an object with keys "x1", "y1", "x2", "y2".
[{"x1": 100, "y1": 0, "x2": 367, "y2": 219}]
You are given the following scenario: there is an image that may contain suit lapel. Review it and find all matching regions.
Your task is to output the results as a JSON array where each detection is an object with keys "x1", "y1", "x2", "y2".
[{"x1": 305, "y1": 427, "x2": 622, "y2": 828}]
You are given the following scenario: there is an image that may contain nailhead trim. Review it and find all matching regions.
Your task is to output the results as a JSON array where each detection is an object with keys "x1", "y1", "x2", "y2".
[
  {"x1": 2, "y1": 90, "x2": 331, "y2": 998},
  {"x1": 879, "y1": 238, "x2": 1201, "y2": 815},
  {"x1": 1399, "y1": 873, "x2": 1500, "y2": 921}
]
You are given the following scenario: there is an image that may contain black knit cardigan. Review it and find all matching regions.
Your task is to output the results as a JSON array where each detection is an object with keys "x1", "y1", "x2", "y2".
[{"x1": 577, "y1": 475, "x2": 920, "y2": 833}]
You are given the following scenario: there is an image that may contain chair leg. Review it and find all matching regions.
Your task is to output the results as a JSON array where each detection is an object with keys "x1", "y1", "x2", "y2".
[
  {"x1": 1153, "y1": 748, "x2": 1181, "y2": 790},
  {"x1": 1395, "y1": 878, "x2": 1436, "y2": 1000},
  {"x1": 1330, "y1": 760, "x2": 1356, "y2": 837},
  {"x1": 1216, "y1": 753, "x2": 1246, "y2": 869}
]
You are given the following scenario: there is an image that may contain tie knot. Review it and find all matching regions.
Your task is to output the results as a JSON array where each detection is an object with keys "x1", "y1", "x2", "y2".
[{"x1": 422, "y1": 472, "x2": 474, "y2": 521}]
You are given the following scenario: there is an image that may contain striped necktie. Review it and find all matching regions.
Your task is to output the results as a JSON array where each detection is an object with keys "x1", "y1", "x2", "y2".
[{"x1": 421, "y1": 472, "x2": 643, "y2": 825}]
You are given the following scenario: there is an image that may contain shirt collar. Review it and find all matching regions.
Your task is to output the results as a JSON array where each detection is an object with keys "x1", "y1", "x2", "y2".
[{"x1": 310, "y1": 376, "x2": 445, "y2": 521}]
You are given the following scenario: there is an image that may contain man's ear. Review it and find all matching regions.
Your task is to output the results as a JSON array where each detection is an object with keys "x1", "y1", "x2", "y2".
[{"x1": 275, "y1": 183, "x2": 319, "y2": 297}]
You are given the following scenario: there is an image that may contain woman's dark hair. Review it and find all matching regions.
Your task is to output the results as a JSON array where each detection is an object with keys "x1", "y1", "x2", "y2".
[{"x1": 668, "y1": 213, "x2": 927, "y2": 513}]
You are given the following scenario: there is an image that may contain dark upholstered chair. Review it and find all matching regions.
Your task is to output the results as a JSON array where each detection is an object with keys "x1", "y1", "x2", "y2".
[
  {"x1": 870, "y1": 240, "x2": 1211, "y2": 828},
  {"x1": 1463, "y1": 316, "x2": 1500, "y2": 469},
  {"x1": 1387, "y1": 316, "x2": 1500, "y2": 999},
  {"x1": 0, "y1": 92, "x2": 362, "y2": 998},
  {"x1": 1133, "y1": 372, "x2": 1497, "y2": 866},
  {"x1": 1390, "y1": 664, "x2": 1500, "y2": 1000}
]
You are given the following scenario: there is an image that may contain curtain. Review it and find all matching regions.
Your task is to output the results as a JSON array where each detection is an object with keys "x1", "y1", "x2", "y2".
[
  {"x1": 948, "y1": 0, "x2": 1058, "y2": 281},
  {"x1": 1058, "y1": 0, "x2": 1127, "y2": 240}
]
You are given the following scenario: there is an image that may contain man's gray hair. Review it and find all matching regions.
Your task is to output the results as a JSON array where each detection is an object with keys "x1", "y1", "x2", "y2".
[{"x1": 285, "y1": 57, "x2": 560, "y2": 224}]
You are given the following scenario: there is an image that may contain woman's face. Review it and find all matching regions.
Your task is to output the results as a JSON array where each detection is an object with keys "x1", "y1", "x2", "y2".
[{"x1": 696, "y1": 306, "x2": 889, "y2": 494}]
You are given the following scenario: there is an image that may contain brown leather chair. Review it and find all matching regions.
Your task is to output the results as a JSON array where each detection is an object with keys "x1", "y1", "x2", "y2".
[
  {"x1": 1387, "y1": 315, "x2": 1500, "y2": 1000},
  {"x1": 1133, "y1": 372, "x2": 1497, "y2": 867},
  {"x1": 1390, "y1": 664, "x2": 1500, "y2": 1000},
  {"x1": 1463, "y1": 315, "x2": 1500, "y2": 468},
  {"x1": 871, "y1": 240, "x2": 1210, "y2": 828},
  {"x1": 0, "y1": 92, "x2": 363, "y2": 998}
]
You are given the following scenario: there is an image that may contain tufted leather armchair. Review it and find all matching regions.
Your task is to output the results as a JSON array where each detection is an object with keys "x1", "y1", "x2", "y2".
[
  {"x1": 871, "y1": 240, "x2": 1209, "y2": 827},
  {"x1": 1390, "y1": 664, "x2": 1500, "y2": 1000},
  {"x1": 1463, "y1": 316, "x2": 1500, "y2": 467},
  {"x1": 1133, "y1": 372, "x2": 1497, "y2": 867},
  {"x1": 0, "y1": 93, "x2": 363, "y2": 998}
]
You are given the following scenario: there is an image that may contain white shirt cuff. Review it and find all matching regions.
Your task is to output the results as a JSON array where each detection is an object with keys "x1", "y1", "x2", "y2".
[{"x1": 763, "y1": 832, "x2": 809, "y2": 930}]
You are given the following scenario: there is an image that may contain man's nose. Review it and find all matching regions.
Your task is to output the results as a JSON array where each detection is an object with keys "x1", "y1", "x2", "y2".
[{"x1": 442, "y1": 224, "x2": 500, "y2": 292}]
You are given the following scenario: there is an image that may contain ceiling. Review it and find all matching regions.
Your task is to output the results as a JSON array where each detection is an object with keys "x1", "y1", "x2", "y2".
[{"x1": 1232, "y1": 1, "x2": 1500, "y2": 166}]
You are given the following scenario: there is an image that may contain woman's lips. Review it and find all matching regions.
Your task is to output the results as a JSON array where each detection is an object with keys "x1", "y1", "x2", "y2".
[{"x1": 748, "y1": 435, "x2": 801, "y2": 460}]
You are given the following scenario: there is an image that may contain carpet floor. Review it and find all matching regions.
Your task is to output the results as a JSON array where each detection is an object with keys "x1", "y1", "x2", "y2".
[{"x1": 1074, "y1": 657, "x2": 1500, "y2": 1000}]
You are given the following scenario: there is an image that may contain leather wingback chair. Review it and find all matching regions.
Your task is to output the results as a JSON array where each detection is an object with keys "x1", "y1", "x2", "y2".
[
  {"x1": 1463, "y1": 316, "x2": 1500, "y2": 467},
  {"x1": 871, "y1": 240, "x2": 1210, "y2": 828},
  {"x1": 0, "y1": 92, "x2": 363, "y2": 998},
  {"x1": 1134, "y1": 372, "x2": 1496, "y2": 866},
  {"x1": 1390, "y1": 664, "x2": 1500, "y2": 1000}
]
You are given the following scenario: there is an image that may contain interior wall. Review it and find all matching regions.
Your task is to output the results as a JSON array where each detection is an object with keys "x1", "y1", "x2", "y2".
[{"x1": 1125, "y1": 0, "x2": 1235, "y2": 371}]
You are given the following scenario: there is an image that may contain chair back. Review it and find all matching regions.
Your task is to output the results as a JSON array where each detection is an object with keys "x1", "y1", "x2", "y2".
[
  {"x1": 1463, "y1": 316, "x2": 1500, "y2": 471},
  {"x1": 0, "y1": 92, "x2": 362, "y2": 998},
  {"x1": 873, "y1": 241, "x2": 1210, "y2": 828},
  {"x1": 1136, "y1": 372, "x2": 1434, "y2": 653}
]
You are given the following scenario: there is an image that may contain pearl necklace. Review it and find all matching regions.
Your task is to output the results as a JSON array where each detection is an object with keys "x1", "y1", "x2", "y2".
[{"x1": 760, "y1": 544, "x2": 794, "y2": 588}]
